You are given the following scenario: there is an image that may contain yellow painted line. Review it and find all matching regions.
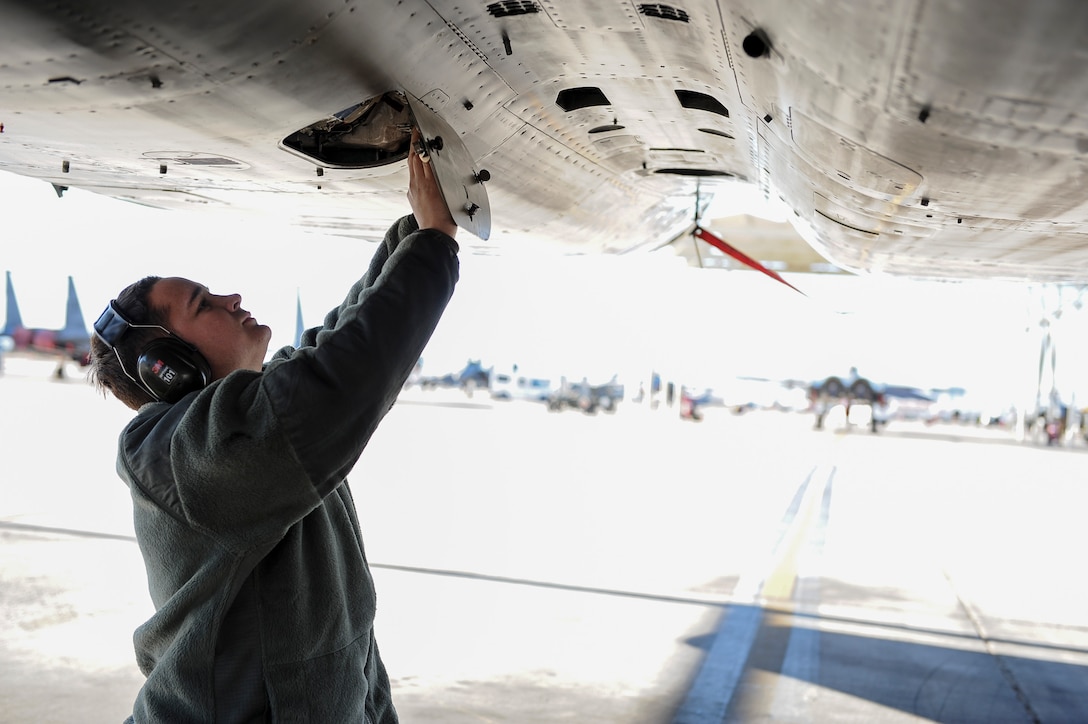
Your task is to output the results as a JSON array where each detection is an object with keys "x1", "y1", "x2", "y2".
[
  {"x1": 674, "y1": 461, "x2": 836, "y2": 723},
  {"x1": 761, "y1": 468, "x2": 829, "y2": 601}
]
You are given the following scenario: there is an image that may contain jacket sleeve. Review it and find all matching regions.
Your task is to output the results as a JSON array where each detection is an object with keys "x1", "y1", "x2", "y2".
[
  {"x1": 121, "y1": 217, "x2": 459, "y2": 548},
  {"x1": 260, "y1": 219, "x2": 459, "y2": 494},
  {"x1": 271, "y1": 215, "x2": 428, "y2": 357}
]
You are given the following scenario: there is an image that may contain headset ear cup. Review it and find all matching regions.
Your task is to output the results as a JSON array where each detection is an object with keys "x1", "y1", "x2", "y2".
[{"x1": 137, "y1": 337, "x2": 211, "y2": 403}]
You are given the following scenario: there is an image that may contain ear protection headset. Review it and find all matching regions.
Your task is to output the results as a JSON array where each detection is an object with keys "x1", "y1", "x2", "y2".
[{"x1": 93, "y1": 300, "x2": 211, "y2": 403}]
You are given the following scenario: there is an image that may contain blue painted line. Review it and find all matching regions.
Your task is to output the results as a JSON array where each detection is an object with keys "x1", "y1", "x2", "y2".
[{"x1": 672, "y1": 603, "x2": 763, "y2": 724}]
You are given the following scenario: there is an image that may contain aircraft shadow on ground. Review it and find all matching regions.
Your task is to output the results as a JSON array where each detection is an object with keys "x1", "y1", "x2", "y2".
[
  {"x1": 680, "y1": 601, "x2": 1088, "y2": 723},
  {"x1": 372, "y1": 561, "x2": 1088, "y2": 721}
]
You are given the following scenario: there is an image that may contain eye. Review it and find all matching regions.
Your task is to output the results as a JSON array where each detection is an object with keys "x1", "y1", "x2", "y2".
[{"x1": 197, "y1": 298, "x2": 211, "y2": 312}]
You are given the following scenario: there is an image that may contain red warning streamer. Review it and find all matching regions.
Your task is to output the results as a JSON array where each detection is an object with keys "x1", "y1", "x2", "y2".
[{"x1": 694, "y1": 226, "x2": 805, "y2": 296}]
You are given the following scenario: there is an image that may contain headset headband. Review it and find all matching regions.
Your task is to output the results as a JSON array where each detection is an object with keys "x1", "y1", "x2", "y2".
[
  {"x1": 93, "y1": 300, "x2": 157, "y2": 348},
  {"x1": 94, "y1": 299, "x2": 179, "y2": 348}
]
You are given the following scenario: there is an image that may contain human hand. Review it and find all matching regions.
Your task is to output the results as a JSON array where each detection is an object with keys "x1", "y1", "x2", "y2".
[{"x1": 407, "y1": 128, "x2": 458, "y2": 239}]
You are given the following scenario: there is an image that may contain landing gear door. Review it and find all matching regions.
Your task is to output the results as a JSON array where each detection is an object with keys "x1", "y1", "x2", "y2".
[{"x1": 405, "y1": 93, "x2": 491, "y2": 241}]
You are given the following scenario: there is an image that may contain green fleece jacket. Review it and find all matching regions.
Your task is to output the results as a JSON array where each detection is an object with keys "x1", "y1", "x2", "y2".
[{"x1": 118, "y1": 216, "x2": 458, "y2": 723}]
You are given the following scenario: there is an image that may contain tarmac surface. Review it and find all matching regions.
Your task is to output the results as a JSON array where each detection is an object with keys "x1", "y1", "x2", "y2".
[{"x1": 2, "y1": 359, "x2": 1087, "y2": 722}]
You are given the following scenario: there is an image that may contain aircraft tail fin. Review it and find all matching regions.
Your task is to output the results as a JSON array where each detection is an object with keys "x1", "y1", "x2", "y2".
[
  {"x1": 3, "y1": 270, "x2": 24, "y2": 336},
  {"x1": 294, "y1": 289, "x2": 304, "y2": 348},
  {"x1": 61, "y1": 275, "x2": 89, "y2": 339}
]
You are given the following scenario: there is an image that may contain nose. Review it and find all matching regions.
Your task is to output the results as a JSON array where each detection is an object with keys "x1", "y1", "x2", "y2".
[{"x1": 217, "y1": 293, "x2": 242, "y2": 310}]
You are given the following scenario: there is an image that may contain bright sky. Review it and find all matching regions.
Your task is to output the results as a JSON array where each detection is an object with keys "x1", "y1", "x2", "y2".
[{"x1": 3, "y1": 169, "x2": 1086, "y2": 409}]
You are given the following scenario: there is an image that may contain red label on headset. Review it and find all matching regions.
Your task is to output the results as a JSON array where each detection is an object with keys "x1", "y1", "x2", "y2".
[{"x1": 151, "y1": 359, "x2": 177, "y2": 384}]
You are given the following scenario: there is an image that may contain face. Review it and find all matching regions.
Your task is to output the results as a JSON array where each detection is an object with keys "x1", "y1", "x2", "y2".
[{"x1": 147, "y1": 277, "x2": 272, "y2": 381}]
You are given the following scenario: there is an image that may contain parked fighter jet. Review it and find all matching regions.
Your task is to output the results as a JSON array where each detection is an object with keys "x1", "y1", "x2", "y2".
[
  {"x1": 1, "y1": 271, "x2": 91, "y2": 377},
  {"x1": 808, "y1": 368, "x2": 935, "y2": 433}
]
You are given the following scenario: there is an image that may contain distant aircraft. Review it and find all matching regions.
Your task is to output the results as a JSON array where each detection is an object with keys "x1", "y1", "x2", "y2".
[
  {"x1": 808, "y1": 368, "x2": 933, "y2": 433},
  {"x1": 547, "y1": 375, "x2": 625, "y2": 415},
  {"x1": 417, "y1": 359, "x2": 492, "y2": 397},
  {"x1": 2, "y1": 271, "x2": 91, "y2": 377},
  {"x1": 0, "y1": 2, "x2": 1086, "y2": 283}
]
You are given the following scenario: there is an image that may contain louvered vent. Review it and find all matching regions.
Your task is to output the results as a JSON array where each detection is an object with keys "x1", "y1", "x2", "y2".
[
  {"x1": 638, "y1": 4, "x2": 690, "y2": 22},
  {"x1": 487, "y1": 1, "x2": 540, "y2": 18},
  {"x1": 556, "y1": 87, "x2": 611, "y2": 111},
  {"x1": 676, "y1": 90, "x2": 729, "y2": 117}
]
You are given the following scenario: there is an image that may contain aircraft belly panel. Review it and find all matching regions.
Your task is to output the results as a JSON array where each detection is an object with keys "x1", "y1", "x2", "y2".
[
  {"x1": 897, "y1": 0, "x2": 1088, "y2": 137},
  {"x1": 475, "y1": 133, "x2": 693, "y2": 253},
  {"x1": 503, "y1": 89, "x2": 744, "y2": 178},
  {"x1": 790, "y1": 112, "x2": 922, "y2": 200},
  {"x1": 6, "y1": 0, "x2": 1088, "y2": 278},
  {"x1": 535, "y1": 3, "x2": 643, "y2": 32},
  {"x1": 726, "y1": 0, "x2": 904, "y2": 105},
  {"x1": 812, "y1": 194, "x2": 935, "y2": 240}
]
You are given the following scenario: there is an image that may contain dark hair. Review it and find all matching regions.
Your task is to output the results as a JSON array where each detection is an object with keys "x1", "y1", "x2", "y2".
[{"x1": 88, "y1": 276, "x2": 165, "y2": 410}]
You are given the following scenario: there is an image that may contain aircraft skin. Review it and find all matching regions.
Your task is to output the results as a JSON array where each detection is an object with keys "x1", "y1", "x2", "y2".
[
  {"x1": 0, "y1": 2, "x2": 1086, "y2": 280},
  {"x1": 2, "y1": 271, "x2": 92, "y2": 368}
]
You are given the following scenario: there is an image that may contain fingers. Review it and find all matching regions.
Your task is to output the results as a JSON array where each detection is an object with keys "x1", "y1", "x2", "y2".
[
  {"x1": 407, "y1": 143, "x2": 420, "y2": 180},
  {"x1": 413, "y1": 151, "x2": 433, "y2": 181},
  {"x1": 406, "y1": 127, "x2": 457, "y2": 238},
  {"x1": 407, "y1": 129, "x2": 433, "y2": 181},
  {"x1": 408, "y1": 131, "x2": 421, "y2": 173},
  {"x1": 410, "y1": 144, "x2": 433, "y2": 181}
]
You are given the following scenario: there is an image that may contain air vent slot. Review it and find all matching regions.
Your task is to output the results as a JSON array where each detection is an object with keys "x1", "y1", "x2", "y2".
[
  {"x1": 589, "y1": 124, "x2": 626, "y2": 133},
  {"x1": 638, "y1": 4, "x2": 690, "y2": 22},
  {"x1": 698, "y1": 127, "x2": 734, "y2": 139},
  {"x1": 175, "y1": 156, "x2": 241, "y2": 167},
  {"x1": 557, "y1": 87, "x2": 611, "y2": 112},
  {"x1": 654, "y1": 168, "x2": 732, "y2": 177},
  {"x1": 144, "y1": 152, "x2": 247, "y2": 168},
  {"x1": 487, "y1": 1, "x2": 540, "y2": 18},
  {"x1": 675, "y1": 90, "x2": 729, "y2": 117}
]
